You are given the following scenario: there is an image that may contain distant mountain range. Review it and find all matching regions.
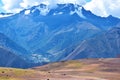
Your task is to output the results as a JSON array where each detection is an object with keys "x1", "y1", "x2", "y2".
[{"x1": 0, "y1": 3, "x2": 120, "y2": 68}]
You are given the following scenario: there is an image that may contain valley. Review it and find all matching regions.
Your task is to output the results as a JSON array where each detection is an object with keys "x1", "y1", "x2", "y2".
[{"x1": 0, "y1": 58, "x2": 120, "y2": 80}]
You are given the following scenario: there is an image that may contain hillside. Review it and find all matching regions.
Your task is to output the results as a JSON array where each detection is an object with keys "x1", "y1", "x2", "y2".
[
  {"x1": 64, "y1": 27, "x2": 120, "y2": 60},
  {"x1": 0, "y1": 3, "x2": 120, "y2": 63},
  {"x1": 0, "y1": 58, "x2": 120, "y2": 80},
  {"x1": 0, "y1": 33, "x2": 32, "y2": 68},
  {"x1": 0, "y1": 47, "x2": 30, "y2": 68}
]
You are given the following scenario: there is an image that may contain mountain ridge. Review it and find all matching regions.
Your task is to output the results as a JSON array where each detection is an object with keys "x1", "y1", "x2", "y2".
[
  {"x1": 64, "y1": 27, "x2": 120, "y2": 60},
  {"x1": 0, "y1": 3, "x2": 120, "y2": 67}
]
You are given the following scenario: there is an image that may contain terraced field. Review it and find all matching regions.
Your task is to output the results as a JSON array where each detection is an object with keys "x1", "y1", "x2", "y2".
[{"x1": 0, "y1": 58, "x2": 120, "y2": 80}]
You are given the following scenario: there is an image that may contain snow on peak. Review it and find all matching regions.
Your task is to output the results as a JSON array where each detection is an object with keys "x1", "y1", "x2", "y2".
[
  {"x1": 49, "y1": 3, "x2": 86, "y2": 18},
  {"x1": 24, "y1": 4, "x2": 50, "y2": 16},
  {"x1": 75, "y1": 6, "x2": 86, "y2": 19},
  {"x1": 23, "y1": 3, "x2": 86, "y2": 18},
  {"x1": 53, "y1": 12, "x2": 63, "y2": 15},
  {"x1": 24, "y1": 10, "x2": 30, "y2": 15}
]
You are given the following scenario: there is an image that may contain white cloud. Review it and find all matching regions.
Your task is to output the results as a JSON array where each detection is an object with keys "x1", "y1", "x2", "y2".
[
  {"x1": 1, "y1": 0, "x2": 23, "y2": 13},
  {"x1": 1, "y1": 0, "x2": 120, "y2": 18},
  {"x1": 1, "y1": 0, "x2": 87, "y2": 13},
  {"x1": 84, "y1": 0, "x2": 120, "y2": 18}
]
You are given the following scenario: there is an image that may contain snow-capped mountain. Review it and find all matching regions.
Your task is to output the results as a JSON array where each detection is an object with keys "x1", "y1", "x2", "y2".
[
  {"x1": 22, "y1": 4, "x2": 84, "y2": 17},
  {"x1": 0, "y1": 3, "x2": 120, "y2": 66}
]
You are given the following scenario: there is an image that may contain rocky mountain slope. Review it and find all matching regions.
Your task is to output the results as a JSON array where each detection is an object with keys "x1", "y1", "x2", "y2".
[
  {"x1": 0, "y1": 3, "x2": 120, "y2": 65},
  {"x1": 0, "y1": 47, "x2": 29, "y2": 68},
  {"x1": 0, "y1": 33, "x2": 32, "y2": 68},
  {"x1": 64, "y1": 27, "x2": 120, "y2": 60}
]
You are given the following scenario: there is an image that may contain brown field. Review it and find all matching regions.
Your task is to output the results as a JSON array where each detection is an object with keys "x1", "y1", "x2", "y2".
[{"x1": 0, "y1": 58, "x2": 120, "y2": 80}]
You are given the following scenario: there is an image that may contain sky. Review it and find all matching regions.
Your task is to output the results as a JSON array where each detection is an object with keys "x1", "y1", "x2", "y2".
[{"x1": 0, "y1": 0, "x2": 120, "y2": 18}]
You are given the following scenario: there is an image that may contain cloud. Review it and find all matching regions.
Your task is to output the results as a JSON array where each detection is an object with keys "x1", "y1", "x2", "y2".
[
  {"x1": 1, "y1": 0, "x2": 87, "y2": 13},
  {"x1": 1, "y1": 0, "x2": 23, "y2": 13},
  {"x1": 84, "y1": 0, "x2": 120, "y2": 18},
  {"x1": 1, "y1": 0, "x2": 120, "y2": 18}
]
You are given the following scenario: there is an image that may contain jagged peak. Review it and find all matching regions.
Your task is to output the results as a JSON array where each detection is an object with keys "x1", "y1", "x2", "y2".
[{"x1": 21, "y1": 3, "x2": 86, "y2": 19}]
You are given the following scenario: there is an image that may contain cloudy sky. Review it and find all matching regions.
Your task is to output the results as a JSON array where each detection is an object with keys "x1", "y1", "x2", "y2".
[{"x1": 0, "y1": 0, "x2": 120, "y2": 18}]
